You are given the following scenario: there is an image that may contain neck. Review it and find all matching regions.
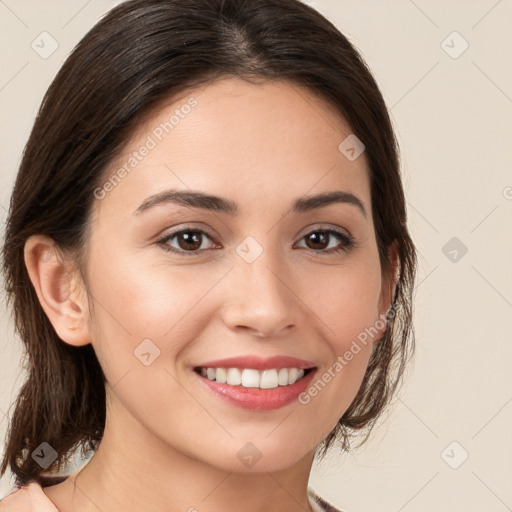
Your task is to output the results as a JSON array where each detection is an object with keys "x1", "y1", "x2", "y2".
[{"x1": 51, "y1": 391, "x2": 316, "y2": 512}]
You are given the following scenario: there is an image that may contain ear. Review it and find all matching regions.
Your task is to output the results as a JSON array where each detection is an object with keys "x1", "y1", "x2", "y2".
[
  {"x1": 375, "y1": 241, "x2": 400, "y2": 341},
  {"x1": 24, "y1": 234, "x2": 91, "y2": 347}
]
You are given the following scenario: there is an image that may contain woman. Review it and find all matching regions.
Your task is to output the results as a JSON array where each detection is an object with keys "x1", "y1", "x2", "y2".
[{"x1": 0, "y1": 0, "x2": 416, "y2": 511}]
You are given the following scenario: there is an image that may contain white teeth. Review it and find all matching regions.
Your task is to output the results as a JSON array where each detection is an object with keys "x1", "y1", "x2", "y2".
[
  {"x1": 215, "y1": 367, "x2": 227, "y2": 383},
  {"x1": 227, "y1": 368, "x2": 242, "y2": 386},
  {"x1": 278, "y1": 368, "x2": 288, "y2": 386},
  {"x1": 260, "y1": 369, "x2": 279, "y2": 389},
  {"x1": 199, "y1": 367, "x2": 308, "y2": 388},
  {"x1": 241, "y1": 369, "x2": 260, "y2": 388}
]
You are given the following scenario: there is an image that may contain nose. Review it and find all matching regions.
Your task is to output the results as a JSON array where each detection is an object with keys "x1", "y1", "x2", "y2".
[{"x1": 221, "y1": 246, "x2": 300, "y2": 338}]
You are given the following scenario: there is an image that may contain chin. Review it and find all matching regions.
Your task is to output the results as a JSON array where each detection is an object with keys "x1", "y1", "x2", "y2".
[{"x1": 208, "y1": 437, "x2": 315, "y2": 474}]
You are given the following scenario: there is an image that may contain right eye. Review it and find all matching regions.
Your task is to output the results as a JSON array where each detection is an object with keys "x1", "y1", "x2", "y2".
[{"x1": 157, "y1": 228, "x2": 220, "y2": 255}]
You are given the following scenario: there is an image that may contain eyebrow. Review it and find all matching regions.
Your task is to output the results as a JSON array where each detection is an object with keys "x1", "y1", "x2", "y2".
[{"x1": 134, "y1": 189, "x2": 367, "y2": 218}]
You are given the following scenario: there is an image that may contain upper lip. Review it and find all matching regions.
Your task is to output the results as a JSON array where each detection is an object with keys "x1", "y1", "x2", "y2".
[{"x1": 195, "y1": 355, "x2": 316, "y2": 371}]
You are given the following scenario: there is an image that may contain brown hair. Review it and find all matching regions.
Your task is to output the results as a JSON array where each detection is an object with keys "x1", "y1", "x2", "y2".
[{"x1": 1, "y1": 0, "x2": 416, "y2": 487}]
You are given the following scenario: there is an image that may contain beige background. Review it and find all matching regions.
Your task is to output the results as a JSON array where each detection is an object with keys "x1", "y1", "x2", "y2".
[{"x1": 1, "y1": 1, "x2": 511, "y2": 510}]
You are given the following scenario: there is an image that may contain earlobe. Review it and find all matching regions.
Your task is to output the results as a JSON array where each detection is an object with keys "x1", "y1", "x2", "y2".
[{"x1": 24, "y1": 234, "x2": 91, "y2": 347}]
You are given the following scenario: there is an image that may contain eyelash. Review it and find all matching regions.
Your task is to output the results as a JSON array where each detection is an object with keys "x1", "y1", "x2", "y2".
[{"x1": 156, "y1": 226, "x2": 355, "y2": 256}]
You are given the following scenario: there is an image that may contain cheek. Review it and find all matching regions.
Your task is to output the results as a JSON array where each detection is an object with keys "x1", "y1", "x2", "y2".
[
  {"x1": 84, "y1": 255, "x2": 210, "y2": 430},
  {"x1": 89, "y1": 247, "x2": 209, "y2": 336},
  {"x1": 302, "y1": 252, "x2": 384, "y2": 346},
  {"x1": 84, "y1": 245, "x2": 231, "y2": 385},
  {"x1": 294, "y1": 253, "x2": 383, "y2": 417}
]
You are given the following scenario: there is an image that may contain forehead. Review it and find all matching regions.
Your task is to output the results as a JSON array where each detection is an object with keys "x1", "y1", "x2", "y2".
[{"x1": 95, "y1": 77, "x2": 371, "y2": 219}]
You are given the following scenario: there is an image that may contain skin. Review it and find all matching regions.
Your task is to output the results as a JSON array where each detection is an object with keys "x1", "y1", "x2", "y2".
[{"x1": 24, "y1": 77, "x2": 397, "y2": 512}]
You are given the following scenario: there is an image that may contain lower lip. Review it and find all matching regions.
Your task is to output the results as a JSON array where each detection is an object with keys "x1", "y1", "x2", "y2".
[{"x1": 194, "y1": 368, "x2": 317, "y2": 411}]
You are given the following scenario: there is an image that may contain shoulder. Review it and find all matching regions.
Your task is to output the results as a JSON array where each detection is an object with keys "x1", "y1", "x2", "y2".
[
  {"x1": 0, "y1": 477, "x2": 67, "y2": 512},
  {"x1": 307, "y1": 487, "x2": 346, "y2": 512}
]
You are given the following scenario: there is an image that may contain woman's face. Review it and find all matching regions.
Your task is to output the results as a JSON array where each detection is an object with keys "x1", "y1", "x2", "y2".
[{"x1": 81, "y1": 77, "x2": 393, "y2": 472}]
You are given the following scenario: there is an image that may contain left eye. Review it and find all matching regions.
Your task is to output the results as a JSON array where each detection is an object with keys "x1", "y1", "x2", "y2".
[
  {"x1": 295, "y1": 229, "x2": 354, "y2": 254},
  {"x1": 157, "y1": 228, "x2": 353, "y2": 255}
]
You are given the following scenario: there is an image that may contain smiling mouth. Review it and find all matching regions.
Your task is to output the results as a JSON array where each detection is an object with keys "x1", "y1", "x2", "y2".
[{"x1": 193, "y1": 366, "x2": 316, "y2": 389}]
